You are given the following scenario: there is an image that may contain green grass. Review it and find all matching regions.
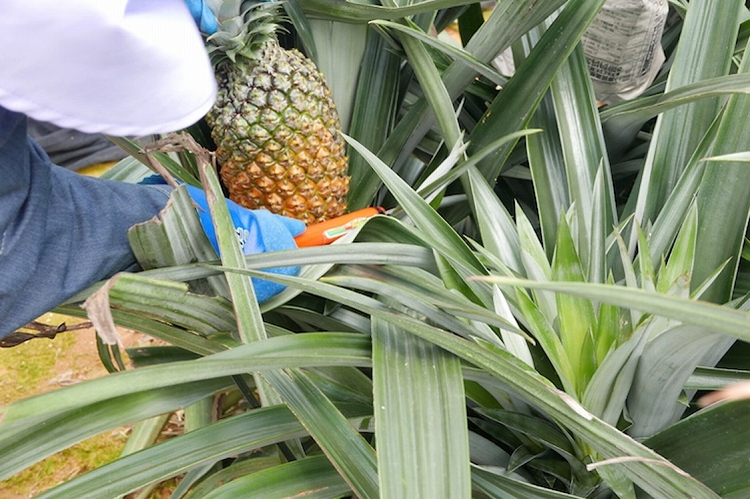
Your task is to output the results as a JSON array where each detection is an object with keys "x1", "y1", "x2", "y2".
[
  {"x1": 0, "y1": 322, "x2": 76, "y2": 404},
  {"x1": 0, "y1": 315, "x2": 130, "y2": 497},
  {"x1": 1, "y1": 433, "x2": 129, "y2": 498}
]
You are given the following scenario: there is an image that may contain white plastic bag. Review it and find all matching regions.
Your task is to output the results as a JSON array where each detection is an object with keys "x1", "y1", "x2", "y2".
[{"x1": 581, "y1": 0, "x2": 669, "y2": 104}]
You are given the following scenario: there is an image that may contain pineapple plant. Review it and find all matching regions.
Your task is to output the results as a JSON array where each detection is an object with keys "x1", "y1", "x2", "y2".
[
  {"x1": 204, "y1": 0, "x2": 349, "y2": 224},
  {"x1": 9, "y1": 2, "x2": 750, "y2": 498}
]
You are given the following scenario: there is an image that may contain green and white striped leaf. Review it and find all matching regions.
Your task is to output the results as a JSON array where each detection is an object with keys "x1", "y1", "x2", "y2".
[
  {"x1": 692, "y1": 36, "x2": 750, "y2": 303},
  {"x1": 480, "y1": 277, "x2": 750, "y2": 343},
  {"x1": 646, "y1": 399, "x2": 750, "y2": 499},
  {"x1": 633, "y1": 0, "x2": 743, "y2": 229},
  {"x1": 373, "y1": 317, "x2": 470, "y2": 498},
  {"x1": 263, "y1": 369, "x2": 379, "y2": 499},
  {"x1": 0, "y1": 379, "x2": 231, "y2": 482},
  {"x1": 201, "y1": 455, "x2": 350, "y2": 499},
  {"x1": 472, "y1": 465, "x2": 581, "y2": 499},
  {"x1": 627, "y1": 325, "x2": 725, "y2": 438},
  {"x1": 468, "y1": 0, "x2": 607, "y2": 183},
  {"x1": 0, "y1": 333, "x2": 371, "y2": 429},
  {"x1": 33, "y1": 407, "x2": 312, "y2": 499},
  {"x1": 203, "y1": 267, "x2": 719, "y2": 498}
]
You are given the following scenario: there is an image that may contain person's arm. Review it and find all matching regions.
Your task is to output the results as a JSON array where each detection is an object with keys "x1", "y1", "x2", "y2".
[{"x1": 0, "y1": 107, "x2": 172, "y2": 337}]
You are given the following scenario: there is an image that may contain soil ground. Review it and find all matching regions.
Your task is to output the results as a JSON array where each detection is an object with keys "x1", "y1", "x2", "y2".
[{"x1": 0, "y1": 313, "x2": 169, "y2": 498}]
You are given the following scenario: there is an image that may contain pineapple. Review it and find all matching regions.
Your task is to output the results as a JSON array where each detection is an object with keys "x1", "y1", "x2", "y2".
[{"x1": 204, "y1": 0, "x2": 349, "y2": 224}]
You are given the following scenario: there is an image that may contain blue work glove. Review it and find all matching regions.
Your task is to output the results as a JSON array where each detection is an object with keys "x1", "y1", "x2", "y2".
[
  {"x1": 184, "y1": 0, "x2": 218, "y2": 35},
  {"x1": 185, "y1": 185, "x2": 306, "y2": 303}
]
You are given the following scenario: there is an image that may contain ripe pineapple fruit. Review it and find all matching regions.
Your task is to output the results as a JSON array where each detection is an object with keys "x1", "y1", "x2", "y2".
[{"x1": 204, "y1": 0, "x2": 349, "y2": 225}]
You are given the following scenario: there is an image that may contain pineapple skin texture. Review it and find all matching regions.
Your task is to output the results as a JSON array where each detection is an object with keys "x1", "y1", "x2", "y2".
[{"x1": 207, "y1": 40, "x2": 349, "y2": 225}]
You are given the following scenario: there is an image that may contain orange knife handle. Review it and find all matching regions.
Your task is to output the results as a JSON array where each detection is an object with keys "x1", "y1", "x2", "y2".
[{"x1": 294, "y1": 207, "x2": 384, "y2": 247}]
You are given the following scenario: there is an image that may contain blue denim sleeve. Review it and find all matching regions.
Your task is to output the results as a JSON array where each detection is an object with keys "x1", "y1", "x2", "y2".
[{"x1": 0, "y1": 108, "x2": 172, "y2": 338}]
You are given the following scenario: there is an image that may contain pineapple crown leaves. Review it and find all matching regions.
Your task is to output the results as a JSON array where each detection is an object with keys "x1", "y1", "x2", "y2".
[{"x1": 206, "y1": 0, "x2": 283, "y2": 65}]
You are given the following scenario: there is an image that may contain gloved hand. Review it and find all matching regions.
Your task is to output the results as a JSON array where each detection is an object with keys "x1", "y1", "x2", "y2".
[
  {"x1": 185, "y1": 185, "x2": 306, "y2": 303},
  {"x1": 184, "y1": 0, "x2": 218, "y2": 35}
]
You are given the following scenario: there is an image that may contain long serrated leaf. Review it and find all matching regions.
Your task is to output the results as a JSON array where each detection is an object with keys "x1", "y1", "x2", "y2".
[
  {"x1": 377, "y1": 0, "x2": 569, "y2": 170},
  {"x1": 346, "y1": 31, "x2": 402, "y2": 210},
  {"x1": 692, "y1": 37, "x2": 750, "y2": 303},
  {"x1": 107, "y1": 135, "x2": 200, "y2": 185},
  {"x1": 627, "y1": 325, "x2": 724, "y2": 438},
  {"x1": 480, "y1": 277, "x2": 750, "y2": 343},
  {"x1": 468, "y1": 0, "x2": 607, "y2": 183},
  {"x1": 387, "y1": 16, "x2": 463, "y2": 149},
  {"x1": 549, "y1": 44, "x2": 616, "y2": 268},
  {"x1": 263, "y1": 369, "x2": 379, "y2": 499},
  {"x1": 308, "y1": 19, "x2": 368, "y2": 131},
  {"x1": 552, "y1": 217, "x2": 597, "y2": 395},
  {"x1": 477, "y1": 409, "x2": 575, "y2": 458},
  {"x1": 56, "y1": 305, "x2": 232, "y2": 356},
  {"x1": 33, "y1": 407, "x2": 313, "y2": 499},
  {"x1": 0, "y1": 379, "x2": 231, "y2": 482},
  {"x1": 105, "y1": 273, "x2": 236, "y2": 334},
  {"x1": 0, "y1": 333, "x2": 371, "y2": 428},
  {"x1": 655, "y1": 203, "x2": 697, "y2": 296},
  {"x1": 300, "y1": 0, "x2": 480, "y2": 22},
  {"x1": 343, "y1": 134, "x2": 483, "y2": 272},
  {"x1": 99, "y1": 155, "x2": 153, "y2": 183},
  {"x1": 472, "y1": 465, "x2": 580, "y2": 499},
  {"x1": 633, "y1": 0, "x2": 743, "y2": 227},
  {"x1": 122, "y1": 241, "x2": 436, "y2": 289},
  {"x1": 515, "y1": 205, "x2": 557, "y2": 322},
  {"x1": 193, "y1": 148, "x2": 289, "y2": 406},
  {"x1": 327, "y1": 265, "x2": 526, "y2": 343},
  {"x1": 685, "y1": 366, "x2": 750, "y2": 391},
  {"x1": 201, "y1": 455, "x2": 349, "y2": 499},
  {"x1": 703, "y1": 151, "x2": 750, "y2": 162},
  {"x1": 203, "y1": 267, "x2": 718, "y2": 498},
  {"x1": 372, "y1": 317, "x2": 470, "y2": 498},
  {"x1": 599, "y1": 73, "x2": 750, "y2": 124},
  {"x1": 467, "y1": 166, "x2": 524, "y2": 275},
  {"x1": 645, "y1": 112, "x2": 721, "y2": 263},
  {"x1": 583, "y1": 326, "x2": 648, "y2": 425},
  {"x1": 612, "y1": 226, "x2": 642, "y2": 329},
  {"x1": 284, "y1": 0, "x2": 317, "y2": 61},
  {"x1": 129, "y1": 184, "x2": 228, "y2": 297},
  {"x1": 587, "y1": 166, "x2": 607, "y2": 286},
  {"x1": 181, "y1": 457, "x2": 281, "y2": 499},
  {"x1": 371, "y1": 19, "x2": 506, "y2": 86},
  {"x1": 527, "y1": 91, "x2": 569, "y2": 258},
  {"x1": 645, "y1": 399, "x2": 750, "y2": 499},
  {"x1": 418, "y1": 130, "x2": 541, "y2": 205},
  {"x1": 196, "y1": 155, "x2": 265, "y2": 344},
  {"x1": 120, "y1": 415, "x2": 171, "y2": 459},
  {"x1": 492, "y1": 285, "x2": 534, "y2": 366}
]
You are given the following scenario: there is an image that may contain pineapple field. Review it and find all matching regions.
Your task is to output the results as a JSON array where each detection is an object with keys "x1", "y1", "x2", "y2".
[{"x1": 5, "y1": 0, "x2": 750, "y2": 498}]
